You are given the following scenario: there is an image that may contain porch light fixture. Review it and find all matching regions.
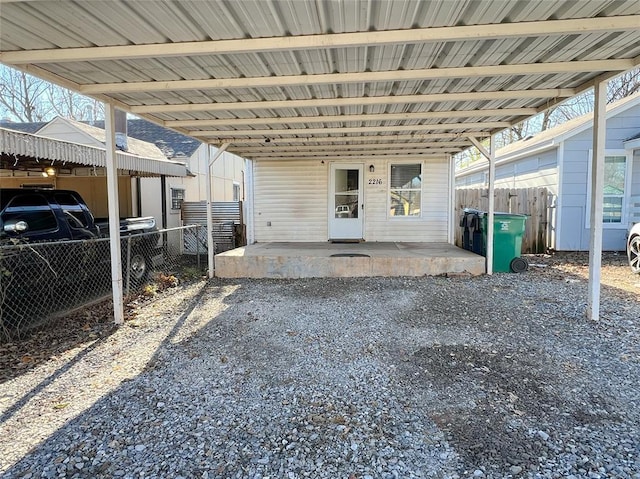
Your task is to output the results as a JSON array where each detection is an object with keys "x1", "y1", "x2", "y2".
[
  {"x1": 369, "y1": 164, "x2": 375, "y2": 173},
  {"x1": 44, "y1": 166, "x2": 57, "y2": 177}
]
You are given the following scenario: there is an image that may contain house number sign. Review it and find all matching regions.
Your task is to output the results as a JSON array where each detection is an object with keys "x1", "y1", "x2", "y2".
[{"x1": 368, "y1": 178, "x2": 383, "y2": 185}]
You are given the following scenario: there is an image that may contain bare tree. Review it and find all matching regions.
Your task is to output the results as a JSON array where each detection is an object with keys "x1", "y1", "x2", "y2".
[
  {"x1": 47, "y1": 86, "x2": 105, "y2": 123},
  {"x1": 0, "y1": 67, "x2": 53, "y2": 122},
  {"x1": 607, "y1": 68, "x2": 640, "y2": 103},
  {"x1": 0, "y1": 65, "x2": 104, "y2": 123}
]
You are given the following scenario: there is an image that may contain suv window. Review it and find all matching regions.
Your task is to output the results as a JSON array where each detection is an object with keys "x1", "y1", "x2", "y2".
[
  {"x1": 54, "y1": 192, "x2": 90, "y2": 228},
  {"x1": 1, "y1": 193, "x2": 58, "y2": 233}
]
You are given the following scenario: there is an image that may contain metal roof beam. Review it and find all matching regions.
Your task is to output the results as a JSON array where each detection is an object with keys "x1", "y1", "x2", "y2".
[
  {"x1": 468, "y1": 136, "x2": 491, "y2": 159},
  {"x1": 132, "y1": 89, "x2": 575, "y2": 114},
  {"x1": 80, "y1": 60, "x2": 633, "y2": 94},
  {"x1": 239, "y1": 141, "x2": 471, "y2": 152},
  {"x1": 250, "y1": 154, "x2": 450, "y2": 162},
  {"x1": 3, "y1": 16, "x2": 639, "y2": 64},
  {"x1": 165, "y1": 108, "x2": 536, "y2": 128},
  {"x1": 189, "y1": 122, "x2": 510, "y2": 138},
  {"x1": 224, "y1": 133, "x2": 485, "y2": 146},
  {"x1": 248, "y1": 148, "x2": 461, "y2": 158}
]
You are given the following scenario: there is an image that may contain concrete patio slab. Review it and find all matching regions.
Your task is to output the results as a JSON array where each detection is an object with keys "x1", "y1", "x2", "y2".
[{"x1": 214, "y1": 242, "x2": 486, "y2": 278}]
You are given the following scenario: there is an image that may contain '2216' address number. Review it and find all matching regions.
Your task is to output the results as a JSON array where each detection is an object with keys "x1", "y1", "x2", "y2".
[{"x1": 368, "y1": 178, "x2": 383, "y2": 185}]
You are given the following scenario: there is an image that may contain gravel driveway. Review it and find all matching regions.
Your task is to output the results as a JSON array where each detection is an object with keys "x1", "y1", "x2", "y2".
[{"x1": 1, "y1": 253, "x2": 639, "y2": 479}]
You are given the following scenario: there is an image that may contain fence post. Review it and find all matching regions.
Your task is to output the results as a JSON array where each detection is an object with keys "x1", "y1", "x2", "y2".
[
  {"x1": 125, "y1": 235, "x2": 132, "y2": 296},
  {"x1": 196, "y1": 225, "x2": 201, "y2": 271}
]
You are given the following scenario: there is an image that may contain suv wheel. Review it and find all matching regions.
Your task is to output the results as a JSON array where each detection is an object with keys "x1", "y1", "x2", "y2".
[{"x1": 128, "y1": 251, "x2": 150, "y2": 286}]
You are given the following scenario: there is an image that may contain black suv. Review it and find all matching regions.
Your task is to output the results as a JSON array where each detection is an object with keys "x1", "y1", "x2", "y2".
[
  {"x1": 1, "y1": 188, "x2": 100, "y2": 241},
  {"x1": 1, "y1": 188, "x2": 158, "y2": 338}
]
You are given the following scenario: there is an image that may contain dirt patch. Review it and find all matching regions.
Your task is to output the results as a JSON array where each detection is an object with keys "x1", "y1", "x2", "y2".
[{"x1": 528, "y1": 251, "x2": 640, "y2": 296}]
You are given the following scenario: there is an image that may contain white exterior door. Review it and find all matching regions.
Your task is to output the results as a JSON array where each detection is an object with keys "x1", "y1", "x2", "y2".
[{"x1": 329, "y1": 163, "x2": 363, "y2": 240}]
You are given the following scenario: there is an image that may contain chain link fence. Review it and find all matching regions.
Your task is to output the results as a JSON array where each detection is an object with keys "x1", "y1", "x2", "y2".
[{"x1": 0, "y1": 224, "x2": 207, "y2": 342}]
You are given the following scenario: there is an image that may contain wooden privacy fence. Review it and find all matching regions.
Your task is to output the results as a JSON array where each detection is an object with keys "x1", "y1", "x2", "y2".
[{"x1": 455, "y1": 187, "x2": 554, "y2": 254}]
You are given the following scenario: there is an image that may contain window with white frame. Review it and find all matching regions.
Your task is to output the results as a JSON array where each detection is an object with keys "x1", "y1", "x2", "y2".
[
  {"x1": 603, "y1": 155, "x2": 627, "y2": 223},
  {"x1": 171, "y1": 187, "x2": 185, "y2": 210},
  {"x1": 389, "y1": 163, "x2": 422, "y2": 217},
  {"x1": 233, "y1": 182, "x2": 241, "y2": 202},
  {"x1": 587, "y1": 151, "x2": 631, "y2": 227}
]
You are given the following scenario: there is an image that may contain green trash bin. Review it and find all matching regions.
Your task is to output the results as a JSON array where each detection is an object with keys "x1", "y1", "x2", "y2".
[{"x1": 480, "y1": 212, "x2": 529, "y2": 273}]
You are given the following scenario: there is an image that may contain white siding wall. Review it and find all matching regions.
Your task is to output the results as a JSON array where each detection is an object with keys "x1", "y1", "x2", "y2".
[
  {"x1": 136, "y1": 146, "x2": 246, "y2": 231},
  {"x1": 253, "y1": 160, "x2": 328, "y2": 242},
  {"x1": 185, "y1": 145, "x2": 245, "y2": 202},
  {"x1": 36, "y1": 121, "x2": 103, "y2": 147},
  {"x1": 252, "y1": 157, "x2": 451, "y2": 243}
]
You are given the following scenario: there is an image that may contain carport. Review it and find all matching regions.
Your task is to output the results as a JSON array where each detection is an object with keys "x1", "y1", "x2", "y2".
[
  {"x1": 0, "y1": 126, "x2": 190, "y2": 217},
  {"x1": 1, "y1": 0, "x2": 639, "y2": 322}
]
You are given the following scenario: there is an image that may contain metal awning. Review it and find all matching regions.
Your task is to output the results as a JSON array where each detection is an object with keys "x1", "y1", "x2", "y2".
[
  {"x1": 0, "y1": 127, "x2": 190, "y2": 177},
  {"x1": 0, "y1": 0, "x2": 638, "y2": 161}
]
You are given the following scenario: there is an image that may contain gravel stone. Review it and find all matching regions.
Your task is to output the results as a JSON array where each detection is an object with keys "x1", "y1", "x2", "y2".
[{"x1": 1, "y1": 253, "x2": 639, "y2": 478}]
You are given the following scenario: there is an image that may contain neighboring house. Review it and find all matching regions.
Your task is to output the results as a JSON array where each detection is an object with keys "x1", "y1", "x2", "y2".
[
  {"x1": 455, "y1": 93, "x2": 640, "y2": 252},
  {"x1": 245, "y1": 157, "x2": 451, "y2": 245},
  {"x1": 0, "y1": 125, "x2": 189, "y2": 220},
  {"x1": 0, "y1": 117, "x2": 245, "y2": 229},
  {"x1": 92, "y1": 119, "x2": 245, "y2": 229}
]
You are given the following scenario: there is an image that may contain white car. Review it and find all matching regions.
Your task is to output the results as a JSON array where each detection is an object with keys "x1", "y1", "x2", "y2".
[{"x1": 627, "y1": 223, "x2": 640, "y2": 274}]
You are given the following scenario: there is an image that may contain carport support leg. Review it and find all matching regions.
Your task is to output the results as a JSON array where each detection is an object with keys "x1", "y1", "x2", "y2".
[
  {"x1": 486, "y1": 136, "x2": 496, "y2": 275},
  {"x1": 467, "y1": 135, "x2": 495, "y2": 275},
  {"x1": 206, "y1": 142, "x2": 231, "y2": 278},
  {"x1": 587, "y1": 81, "x2": 607, "y2": 321},
  {"x1": 105, "y1": 103, "x2": 125, "y2": 324}
]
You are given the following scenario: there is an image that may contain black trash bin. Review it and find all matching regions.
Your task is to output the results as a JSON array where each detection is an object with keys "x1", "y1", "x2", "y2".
[{"x1": 460, "y1": 208, "x2": 484, "y2": 255}]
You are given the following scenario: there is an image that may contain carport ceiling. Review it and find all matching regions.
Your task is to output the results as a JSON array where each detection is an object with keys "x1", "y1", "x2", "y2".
[{"x1": 1, "y1": 0, "x2": 640, "y2": 162}]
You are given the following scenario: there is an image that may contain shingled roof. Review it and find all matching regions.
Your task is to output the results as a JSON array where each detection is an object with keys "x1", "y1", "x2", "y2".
[
  {"x1": 92, "y1": 119, "x2": 202, "y2": 160},
  {"x1": 0, "y1": 121, "x2": 45, "y2": 134}
]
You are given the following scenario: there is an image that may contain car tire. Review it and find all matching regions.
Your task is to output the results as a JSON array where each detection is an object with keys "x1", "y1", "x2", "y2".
[
  {"x1": 628, "y1": 235, "x2": 640, "y2": 274},
  {"x1": 128, "y1": 251, "x2": 151, "y2": 288}
]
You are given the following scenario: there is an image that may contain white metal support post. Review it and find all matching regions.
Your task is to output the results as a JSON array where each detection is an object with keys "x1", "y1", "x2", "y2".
[
  {"x1": 467, "y1": 135, "x2": 495, "y2": 274},
  {"x1": 206, "y1": 142, "x2": 231, "y2": 278},
  {"x1": 587, "y1": 81, "x2": 607, "y2": 321},
  {"x1": 448, "y1": 154, "x2": 455, "y2": 244},
  {"x1": 105, "y1": 104, "x2": 124, "y2": 324},
  {"x1": 487, "y1": 135, "x2": 496, "y2": 275}
]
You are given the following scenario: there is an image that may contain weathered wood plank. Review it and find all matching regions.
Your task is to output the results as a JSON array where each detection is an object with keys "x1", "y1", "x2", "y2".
[{"x1": 455, "y1": 187, "x2": 552, "y2": 254}]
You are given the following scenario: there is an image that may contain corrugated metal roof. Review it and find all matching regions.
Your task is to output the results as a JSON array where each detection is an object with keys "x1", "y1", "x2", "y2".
[
  {"x1": 1, "y1": 0, "x2": 639, "y2": 161},
  {"x1": 0, "y1": 127, "x2": 190, "y2": 177}
]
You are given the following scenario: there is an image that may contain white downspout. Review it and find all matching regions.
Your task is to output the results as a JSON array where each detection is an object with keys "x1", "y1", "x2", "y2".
[
  {"x1": 587, "y1": 81, "x2": 607, "y2": 321},
  {"x1": 206, "y1": 142, "x2": 231, "y2": 278},
  {"x1": 104, "y1": 104, "x2": 124, "y2": 324}
]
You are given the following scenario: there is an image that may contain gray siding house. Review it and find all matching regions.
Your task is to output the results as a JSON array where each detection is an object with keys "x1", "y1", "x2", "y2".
[{"x1": 456, "y1": 93, "x2": 640, "y2": 252}]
